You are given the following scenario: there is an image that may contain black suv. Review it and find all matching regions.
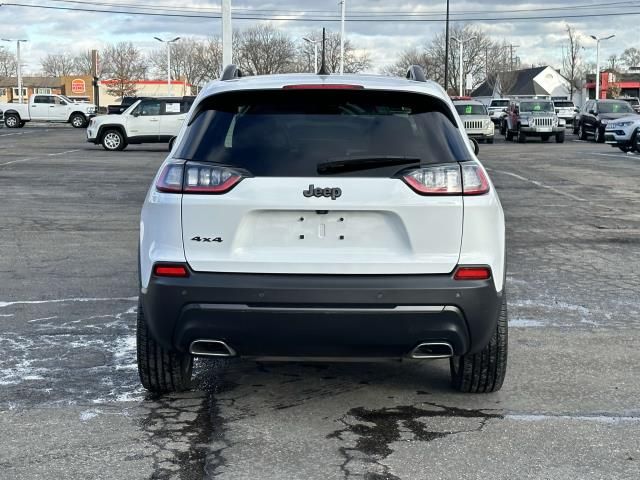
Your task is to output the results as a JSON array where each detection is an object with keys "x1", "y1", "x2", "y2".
[{"x1": 574, "y1": 99, "x2": 635, "y2": 143}]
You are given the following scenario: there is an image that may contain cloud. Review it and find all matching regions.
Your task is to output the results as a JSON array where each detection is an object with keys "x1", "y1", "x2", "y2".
[{"x1": 0, "y1": 0, "x2": 630, "y2": 75}]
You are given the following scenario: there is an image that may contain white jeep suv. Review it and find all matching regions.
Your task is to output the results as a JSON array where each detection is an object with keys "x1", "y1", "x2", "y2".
[
  {"x1": 137, "y1": 66, "x2": 508, "y2": 394},
  {"x1": 87, "y1": 96, "x2": 194, "y2": 151}
]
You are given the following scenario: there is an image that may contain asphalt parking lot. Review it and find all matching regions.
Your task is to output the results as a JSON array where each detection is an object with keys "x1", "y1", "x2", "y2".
[{"x1": 1, "y1": 124, "x2": 639, "y2": 479}]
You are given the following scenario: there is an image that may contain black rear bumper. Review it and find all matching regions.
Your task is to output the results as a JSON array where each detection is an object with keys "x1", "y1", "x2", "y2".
[{"x1": 141, "y1": 270, "x2": 503, "y2": 358}]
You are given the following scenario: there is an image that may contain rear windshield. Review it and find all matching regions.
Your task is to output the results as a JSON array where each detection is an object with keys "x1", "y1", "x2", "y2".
[
  {"x1": 598, "y1": 101, "x2": 634, "y2": 114},
  {"x1": 520, "y1": 101, "x2": 554, "y2": 113},
  {"x1": 455, "y1": 104, "x2": 487, "y2": 115},
  {"x1": 175, "y1": 89, "x2": 471, "y2": 177},
  {"x1": 554, "y1": 101, "x2": 574, "y2": 108},
  {"x1": 490, "y1": 100, "x2": 509, "y2": 107}
]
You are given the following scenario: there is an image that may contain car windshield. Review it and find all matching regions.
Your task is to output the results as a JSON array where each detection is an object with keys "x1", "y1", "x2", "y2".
[
  {"x1": 490, "y1": 100, "x2": 509, "y2": 107},
  {"x1": 455, "y1": 104, "x2": 487, "y2": 116},
  {"x1": 598, "y1": 102, "x2": 634, "y2": 114},
  {"x1": 520, "y1": 101, "x2": 554, "y2": 113},
  {"x1": 554, "y1": 101, "x2": 574, "y2": 108},
  {"x1": 176, "y1": 89, "x2": 471, "y2": 177}
]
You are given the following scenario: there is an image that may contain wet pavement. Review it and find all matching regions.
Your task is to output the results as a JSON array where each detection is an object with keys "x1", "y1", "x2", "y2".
[{"x1": 1, "y1": 125, "x2": 639, "y2": 479}]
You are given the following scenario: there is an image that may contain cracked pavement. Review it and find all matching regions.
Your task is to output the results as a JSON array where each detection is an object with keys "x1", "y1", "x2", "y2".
[{"x1": 1, "y1": 126, "x2": 639, "y2": 479}]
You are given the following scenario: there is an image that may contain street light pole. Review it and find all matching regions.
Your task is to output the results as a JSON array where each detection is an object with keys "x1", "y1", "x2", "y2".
[
  {"x1": 451, "y1": 36, "x2": 476, "y2": 96},
  {"x1": 303, "y1": 37, "x2": 320, "y2": 73},
  {"x1": 444, "y1": 0, "x2": 450, "y2": 93},
  {"x1": 339, "y1": 0, "x2": 346, "y2": 74},
  {"x1": 2, "y1": 39, "x2": 28, "y2": 103},
  {"x1": 154, "y1": 37, "x2": 180, "y2": 95},
  {"x1": 221, "y1": 0, "x2": 232, "y2": 68},
  {"x1": 590, "y1": 34, "x2": 615, "y2": 100}
]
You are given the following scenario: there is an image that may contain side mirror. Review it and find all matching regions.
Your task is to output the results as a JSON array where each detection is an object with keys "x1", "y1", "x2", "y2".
[
  {"x1": 589, "y1": 109, "x2": 596, "y2": 115},
  {"x1": 132, "y1": 111, "x2": 140, "y2": 117},
  {"x1": 469, "y1": 137, "x2": 480, "y2": 156},
  {"x1": 502, "y1": 108, "x2": 508, "y2": 113}
]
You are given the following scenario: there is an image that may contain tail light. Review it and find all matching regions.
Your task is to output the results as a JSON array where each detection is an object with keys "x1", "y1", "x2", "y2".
[
  {"x1": 153, "y1": 264, "x2": 189, "y2": 277},
  {"x1": 402, "y1": 163, "x2": 489, "y2": 196},
  {"x1": 454, "y1": 266, "x2": 492, "y2": 280},
  {"x1": 156, "y1": 162, "x2": 244, "y2": 194}
]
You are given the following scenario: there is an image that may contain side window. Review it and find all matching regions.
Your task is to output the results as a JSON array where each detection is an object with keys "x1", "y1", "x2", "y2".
[
  {"x1": 181, "y1": 99, "x2": 194, "y2": 114},
  {"x1": 54, "y1": 97, "x2": 67, "y2": 105},
  {"x1": 34, "y1": 96, "x2": 55, "y2": 104},
  {"x1": 162, "y1": 101, "x2": 182, "y2": 115},
  {"x1": 136, "y1": 100, "x2": 161, "y2": 116}
]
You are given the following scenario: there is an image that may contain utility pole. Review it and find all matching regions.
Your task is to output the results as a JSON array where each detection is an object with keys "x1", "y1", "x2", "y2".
[
  {"x1": 451, "y1": 36, "x2": 476, "y2": 96},
  {"x1": 222, "y1": 0, "x2": 232, "y2": 68},
  {"x1": 339, "y1": 0, "x2": 346, "y2": 74},
  {"x1": 509, "y1": 44, "x2": 520, "y2": 71},
  {"x1": 303, "y1": 37, "x2": 320, "y2": 73},
  {"x1": 154, "y1": 37, "x2": 181, "y2": 95},
  {"x1": 444, "y1": 0, "x2": 450, "y2": 92},
  {"x1": 2, "y1": 38, "x2": 27, "y2": 103},
  {"x1": 590, "y1": 34, "x2": 615, "y2": 99}
]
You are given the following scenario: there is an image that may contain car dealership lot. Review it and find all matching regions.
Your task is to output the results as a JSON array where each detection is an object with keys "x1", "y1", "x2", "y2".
[{"x1": 1, "y1": 126, "x2": 639, "y2": 479}]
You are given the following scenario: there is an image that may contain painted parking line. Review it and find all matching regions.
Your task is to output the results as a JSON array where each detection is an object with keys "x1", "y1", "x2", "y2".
[
  {"x1": 0, "y1": 131, "x2": 37, "y2": 137},
  {"x1": 0, "y1": 149, "x2": 80, "y2": 166},
  {"x1": 589, "y1": 152, "x2": 638, "y2": 160},
  {"x1": 488, "y1": 168, "x2": 587, "y2": 202}
]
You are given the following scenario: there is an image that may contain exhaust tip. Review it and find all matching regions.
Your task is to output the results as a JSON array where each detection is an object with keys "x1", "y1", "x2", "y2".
[
  {"x1": 189, "y1": 340, "x2": 236, "y2": 357},
  {"x1": 410, "y1": 342, "x2": 454, "y2": 359}
]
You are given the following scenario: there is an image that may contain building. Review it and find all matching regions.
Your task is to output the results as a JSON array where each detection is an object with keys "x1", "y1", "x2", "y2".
[
  {"x1": 0, "y1": 76, "x2": 192, "y2": 106},
  {"x1": 585, "y1": 71, "x2": 640, "y2": 99},
  {"x1": 472, "y1": 66, "x2": 581, "y2": 105}
]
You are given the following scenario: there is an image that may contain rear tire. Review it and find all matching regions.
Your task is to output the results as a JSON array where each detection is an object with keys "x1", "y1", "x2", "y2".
[
  {"x1": 101, "y1": 129, "x2": 127, "y2": 151},
  {"x1": 137, "y1": 298, "x2": 193, "y2": 394},
  {"x1": 450, "y1": 295, "x2": 508, "y2": 393},
  {"x1": 595, "y1": 127, "x2": 605, "y2": 143},
  {"x1": 505, "y1": 124, "x2": 514, "y2": 141},
  {"x1": 5, "y1": 113, "x2": 20, "y2": 128},
  {"x1": 555, "y1": 131, "x2": 565, "y2": 143},
  {"x1": 578, "y1": 123, "x2": 587, "y2": 141}
]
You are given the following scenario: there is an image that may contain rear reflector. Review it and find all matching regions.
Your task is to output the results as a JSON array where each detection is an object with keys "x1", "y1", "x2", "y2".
[
  {"x1": 283, "y1": 84, "x2": 364, "y2": 90},
  {"x1": 454, "y1": 266, "x2": 492, "y2": 280},
  {"x1": 156, "y1": 162, "x2": 244, "y2": 194},
  {"x1": 153, "y1": 264, "x2": 189, "y2": 277}
]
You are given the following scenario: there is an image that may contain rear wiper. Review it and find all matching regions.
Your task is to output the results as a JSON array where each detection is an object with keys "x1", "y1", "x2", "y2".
[{"x1": 317, "y1": 156, "x2": 421, "y2": 174}]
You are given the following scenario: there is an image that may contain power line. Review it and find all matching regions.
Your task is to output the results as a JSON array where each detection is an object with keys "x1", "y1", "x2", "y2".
[{"x1": 4, "y1": 2, "x2": 640, "y2": 22}]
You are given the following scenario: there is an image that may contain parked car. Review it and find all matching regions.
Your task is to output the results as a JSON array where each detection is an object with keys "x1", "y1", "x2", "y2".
[
  {"x1": 617, "y1": 96, "x2": 640, "y2": 113},
  {"x1": 107, "y1": 96, "x2": 140, "y2": 115},
  {"x1": 553, "y1": 100, "x2": 578, "y2": 126},
  {"x1": 487, "y1": 98, "x2": 510, "y2": 125},
  {"x1": 503, "y1": 99, "x2": 565, "y2": 143},
  {"x1": 136, "y1": 65, "x2": 508, "y2": 395},
  {"x1": 604, "y1": 114, "x2": 640, "y2": 152},
  {"x1": 574, "y1": 99, "x2": 636, "y2": 143},
  {"x1": 87, "y1": 96, "x2": 195, "y2": 151},
  {"x1": 0, "y1": 94, "x2": 97, "y2": 128},
  {"x1": 453, "y1": 100, "x2": 495, "y2": 143},
  {"x1": 0, "y1": 109, "x2": 3, "y2": 128}
]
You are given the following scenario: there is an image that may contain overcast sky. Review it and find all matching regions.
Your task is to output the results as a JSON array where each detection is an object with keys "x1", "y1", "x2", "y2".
[{"x1": 0, "y1": 0, "x2": 632, "y2": 75}]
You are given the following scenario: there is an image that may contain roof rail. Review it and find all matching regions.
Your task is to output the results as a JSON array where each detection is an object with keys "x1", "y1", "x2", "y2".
[
  {"x1": 221, "y1": 64, "x2": 243, "y2": 81},
  {"x1": 406, "y1": 65, "x2": 427, "y2": 82}
]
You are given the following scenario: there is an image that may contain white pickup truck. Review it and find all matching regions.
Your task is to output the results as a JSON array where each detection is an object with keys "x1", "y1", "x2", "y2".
[{"x1": 0, "y1": 94, "x2": 97, "y2": 128}]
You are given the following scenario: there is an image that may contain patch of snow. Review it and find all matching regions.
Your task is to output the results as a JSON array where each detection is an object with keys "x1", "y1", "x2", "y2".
[
  {"x1": 0, "y1": 296, "x2": 137, "y2": 308},
  {"x1": 509, "y1": 319, "x2": 544, "y2": 327},
  {"x1": 508, "y1": 414, "x2": 640, "y2": 424},
  {"x1": 80, "y1": 409, "x2": 102, "y2": 421}
]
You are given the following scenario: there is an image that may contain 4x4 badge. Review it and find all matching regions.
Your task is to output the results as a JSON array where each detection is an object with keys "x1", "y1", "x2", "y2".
[{"x1": 303, "y1": 184, "x2": 342, "y2": 200}]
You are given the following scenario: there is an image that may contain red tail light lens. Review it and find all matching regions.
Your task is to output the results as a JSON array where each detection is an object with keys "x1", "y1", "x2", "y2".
[
  {"x1": 454, "y1": 266, "x2": 492, "y2": 280},
  {"x1": 402, "y1": 163, "x2": 490, "y2": 196},
  {"x1": 461, "y1": 163, "x2": 490, "y2": 195},
  {"x1": 402, "y1": 164, "x2": 462, "y2": 195},
  {"x1": 156, "y1": 162, "x2": 244, "y2": 194},
  {"x1": 153, "y1": 264, "x2": 189, "y2": 277}
]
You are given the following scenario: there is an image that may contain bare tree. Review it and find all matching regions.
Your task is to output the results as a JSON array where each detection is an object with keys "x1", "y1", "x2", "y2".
[
  {"x1": 73, "y1": 50, "x2": 94, "y2": 76},
  {"x1": 235, "y1": 24, "x2": 296, "y2": 75},
  {"x1": 41, "y1": 53, "x2": 76, "y2": 77},
  {"x1": 0, "y1": 49, "x2": 17, "y2": 78},
  {"x1": 381, "y1": 47, "x2": 432, "y2": 77},
  {"x1": 562, "y1": 24, "x2": 582, "y2": 100},
  {"x1": 149, "y1": 37, "x2": 223, "y2": 91},
  {"x1": 621, "y1": 48, "x2": 640, "y2": 70},
  {"x1": 607, "y1": 54, "x2": 620, "y2": 72},
  {"x1": 101, "y1": 42, "x2": 147, "y2": 99},
  {"x1": 297, "y1": 30, "x2": 371, "y2": 74}
]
